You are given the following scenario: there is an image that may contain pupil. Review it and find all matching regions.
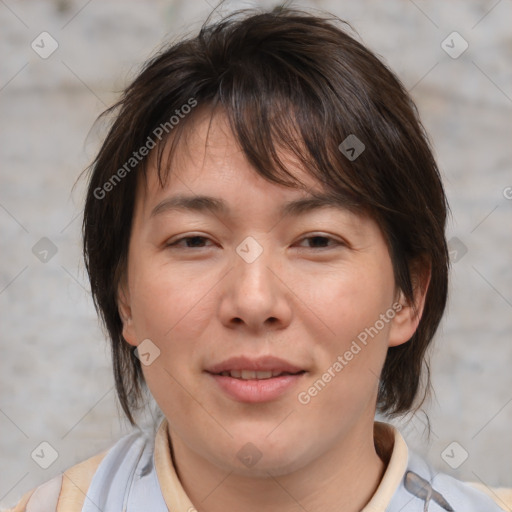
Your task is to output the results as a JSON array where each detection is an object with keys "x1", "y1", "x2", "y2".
[
  {"x1": 188, "y1": 236, "x2": 204, "y2": 247},
  {"x1": 310, "y1": 236, "x2": 327, "y2": 247}
]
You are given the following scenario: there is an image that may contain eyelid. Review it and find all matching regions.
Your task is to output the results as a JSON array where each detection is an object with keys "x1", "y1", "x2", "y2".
[
  {"x1": 165, "y1": 233, "x2": 347, "y2": 250},
  {"x1": 295, "y1": 233, "x2": 346, "y2": 248},
  {"x1": 165, "y1": 234, "x2": 215, "y2": 248}
]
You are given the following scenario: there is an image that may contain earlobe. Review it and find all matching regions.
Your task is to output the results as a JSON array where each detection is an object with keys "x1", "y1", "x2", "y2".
[
  {"x1": 388, "y1": 262, "x2": 431, "y2": 348},
  {"x1": 388, "y1": 295, "x2": 420, "y2": 348},
  {"x1": 117, "y1": 286, "x2": 137, "y2": 347}
]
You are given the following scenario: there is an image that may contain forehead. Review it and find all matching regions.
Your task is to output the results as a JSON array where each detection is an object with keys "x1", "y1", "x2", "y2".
[{"x1": 137, "y1": 108, "x2": 331, "y2": 214}]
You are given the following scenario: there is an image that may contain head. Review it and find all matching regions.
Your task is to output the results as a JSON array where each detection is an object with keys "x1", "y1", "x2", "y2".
[{"x1": 82, "y1": 5, "x2": 448, "y2": 474}]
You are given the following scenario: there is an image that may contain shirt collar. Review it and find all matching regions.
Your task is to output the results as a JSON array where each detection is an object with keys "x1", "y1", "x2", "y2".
[{"x1": 362, "y1": 421, "x2": 409, "y2": 511}]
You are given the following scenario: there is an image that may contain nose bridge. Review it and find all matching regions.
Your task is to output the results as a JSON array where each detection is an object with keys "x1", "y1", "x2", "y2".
[
  {"x1": 221, "y1": 234, "x2": 290, "y2": 330},
  {"x1": 234, "y1": 235, "x2": 274, "y2": 299}
]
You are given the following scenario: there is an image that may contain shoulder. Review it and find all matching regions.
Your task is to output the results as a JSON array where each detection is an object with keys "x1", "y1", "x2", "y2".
[
  {"x1": 393, "y1": 450, "x2": 512, "y2": 511},
  {"x1": 3, "y1": 429, "x2": 148, "y2": 512},
  {"x1": 466, "y1": 482, "x2": 512, "y2": 511},
  {"x1": 3, "y1": 451, "x2": 107, "y2": 512},
  {"x1": 374, "y1": 423, "x2": 512, "y2": 512}
]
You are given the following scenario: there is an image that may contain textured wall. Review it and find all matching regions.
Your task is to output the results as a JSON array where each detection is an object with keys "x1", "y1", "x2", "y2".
[{"x1": 1, "y1": 0, "x2": 511, "y2": 507}]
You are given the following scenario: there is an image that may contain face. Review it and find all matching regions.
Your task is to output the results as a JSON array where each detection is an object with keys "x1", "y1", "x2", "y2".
[{"x1": 118, "y1": 109, "x2": 423, "y2": 477}]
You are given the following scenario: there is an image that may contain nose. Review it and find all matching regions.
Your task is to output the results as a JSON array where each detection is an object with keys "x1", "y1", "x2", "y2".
[{"x1": 218, "y1": 240, "x2": 293, "y2": 333}]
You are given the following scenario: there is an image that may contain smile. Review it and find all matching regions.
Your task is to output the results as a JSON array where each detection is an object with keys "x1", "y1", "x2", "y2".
[
  {"x1": 205, "y1": 355, "x2": 308, "y2": 402},
  {"x1": 217, "y1": 370, "x2": 304, "y2": 380},
  {"x1": 207, "y1": 370, "x2": 306, "y2": 402}
]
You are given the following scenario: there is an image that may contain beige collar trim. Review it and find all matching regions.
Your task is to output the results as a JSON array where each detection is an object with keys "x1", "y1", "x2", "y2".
[
  {"x1": 362, "y1": 422, "x2": 409, "y2": 511},
  {"x1": 154, "y1": 419, "x2": 197, "y2": 511}
]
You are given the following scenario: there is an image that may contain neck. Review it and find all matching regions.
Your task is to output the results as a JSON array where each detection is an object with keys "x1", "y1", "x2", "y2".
[{"x1": 168, "y1": 419, "x2": 387, "y2": 512}]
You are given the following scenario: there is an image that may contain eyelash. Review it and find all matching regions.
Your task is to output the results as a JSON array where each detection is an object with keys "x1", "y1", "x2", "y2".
[{"x1": 166, "y1": 234, "x2": 343, "y2": 250}]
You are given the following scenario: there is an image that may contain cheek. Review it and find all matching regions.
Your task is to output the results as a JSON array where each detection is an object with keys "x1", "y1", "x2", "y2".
[
  {"x1": 300, "y1": 260, "x2": 395, "y2": 346},
  {"x1": 128, "y1": 260, "x2": 220, "y2": 375},
  {"x1": 129, "y1": 264, "x2": 219, "y2": 419},
  {"x1": 130, "y1": 258, "x2": 207, "y2": 334},
  {"x1": 296, "y1": 262, "x2": 394, "y2": 405}
]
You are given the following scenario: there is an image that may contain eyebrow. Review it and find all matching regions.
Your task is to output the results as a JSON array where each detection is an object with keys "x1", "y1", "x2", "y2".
[{"x1": 150, "y1": 193, "x2": 349, "y2": 219}]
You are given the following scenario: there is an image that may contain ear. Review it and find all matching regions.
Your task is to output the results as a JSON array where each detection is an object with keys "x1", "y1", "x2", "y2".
[
  {"x1": 117, "y1": 281, "x2": 137, "y2": 347},
  {"x1": 388, "y1": 259, "x2": 431, "y2": 348}
]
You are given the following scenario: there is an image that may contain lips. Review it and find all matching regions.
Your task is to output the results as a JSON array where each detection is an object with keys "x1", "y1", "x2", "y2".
[
  {"x1": 205, "y1": 355, "x2": 305, "y2": 378},
  {"x1": 205, "y1": 356, "x2": 306, "y2": 402},
  {"x1": 218, "y1": 369, "x2": 302, "y2": 380}
]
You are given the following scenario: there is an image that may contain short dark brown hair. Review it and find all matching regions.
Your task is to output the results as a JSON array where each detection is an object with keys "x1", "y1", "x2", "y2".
[{"x1": 82, "y1": 4, "x2": 449, "y2": 425}]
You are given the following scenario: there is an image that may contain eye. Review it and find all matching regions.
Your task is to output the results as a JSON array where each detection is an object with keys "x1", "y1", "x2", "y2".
[
  {"x1": 165, "y1": 234, "x2": 344, "y2": 251},
  {"x1": 296, "y1": 235, "x2": 343, "y2": 249},
  {"x1": 166, "y1": 235, "x2": 214, "y2": 249}
]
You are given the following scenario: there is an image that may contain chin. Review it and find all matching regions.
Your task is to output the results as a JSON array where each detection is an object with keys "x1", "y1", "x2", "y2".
[
  {"x1": 231, "y1": 450, "x2": 312, "y2": 478},
  {"x1": 208, "y1": 432, "x2": 314, "y2": 478}
]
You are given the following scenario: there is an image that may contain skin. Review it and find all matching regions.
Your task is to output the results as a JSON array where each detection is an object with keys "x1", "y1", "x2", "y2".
[{"x1": 118, "y1": 108, "x2": 429, "y2": 512}]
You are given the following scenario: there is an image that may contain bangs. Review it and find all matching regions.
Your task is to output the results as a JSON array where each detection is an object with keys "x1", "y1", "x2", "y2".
[{"x1": 136, "y1": 34, "x2": 375, "y2": 215}]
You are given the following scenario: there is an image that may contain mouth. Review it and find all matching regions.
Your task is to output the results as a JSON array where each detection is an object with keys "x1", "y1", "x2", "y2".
[
  {"x1": 214, "y1": 369, "x2": 306, "y2": 380},
  {"x1": 205, "y1": 356, "x2": 307, "y2": 403},
  {"x1": 205, "y1": 355, "x2": 305, "y2": 375}
]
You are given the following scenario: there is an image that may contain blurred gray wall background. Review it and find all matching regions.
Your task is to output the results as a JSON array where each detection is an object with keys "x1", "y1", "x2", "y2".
[{"x1": 1, "y1": 0, "x2": 511, "y2": 506}]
